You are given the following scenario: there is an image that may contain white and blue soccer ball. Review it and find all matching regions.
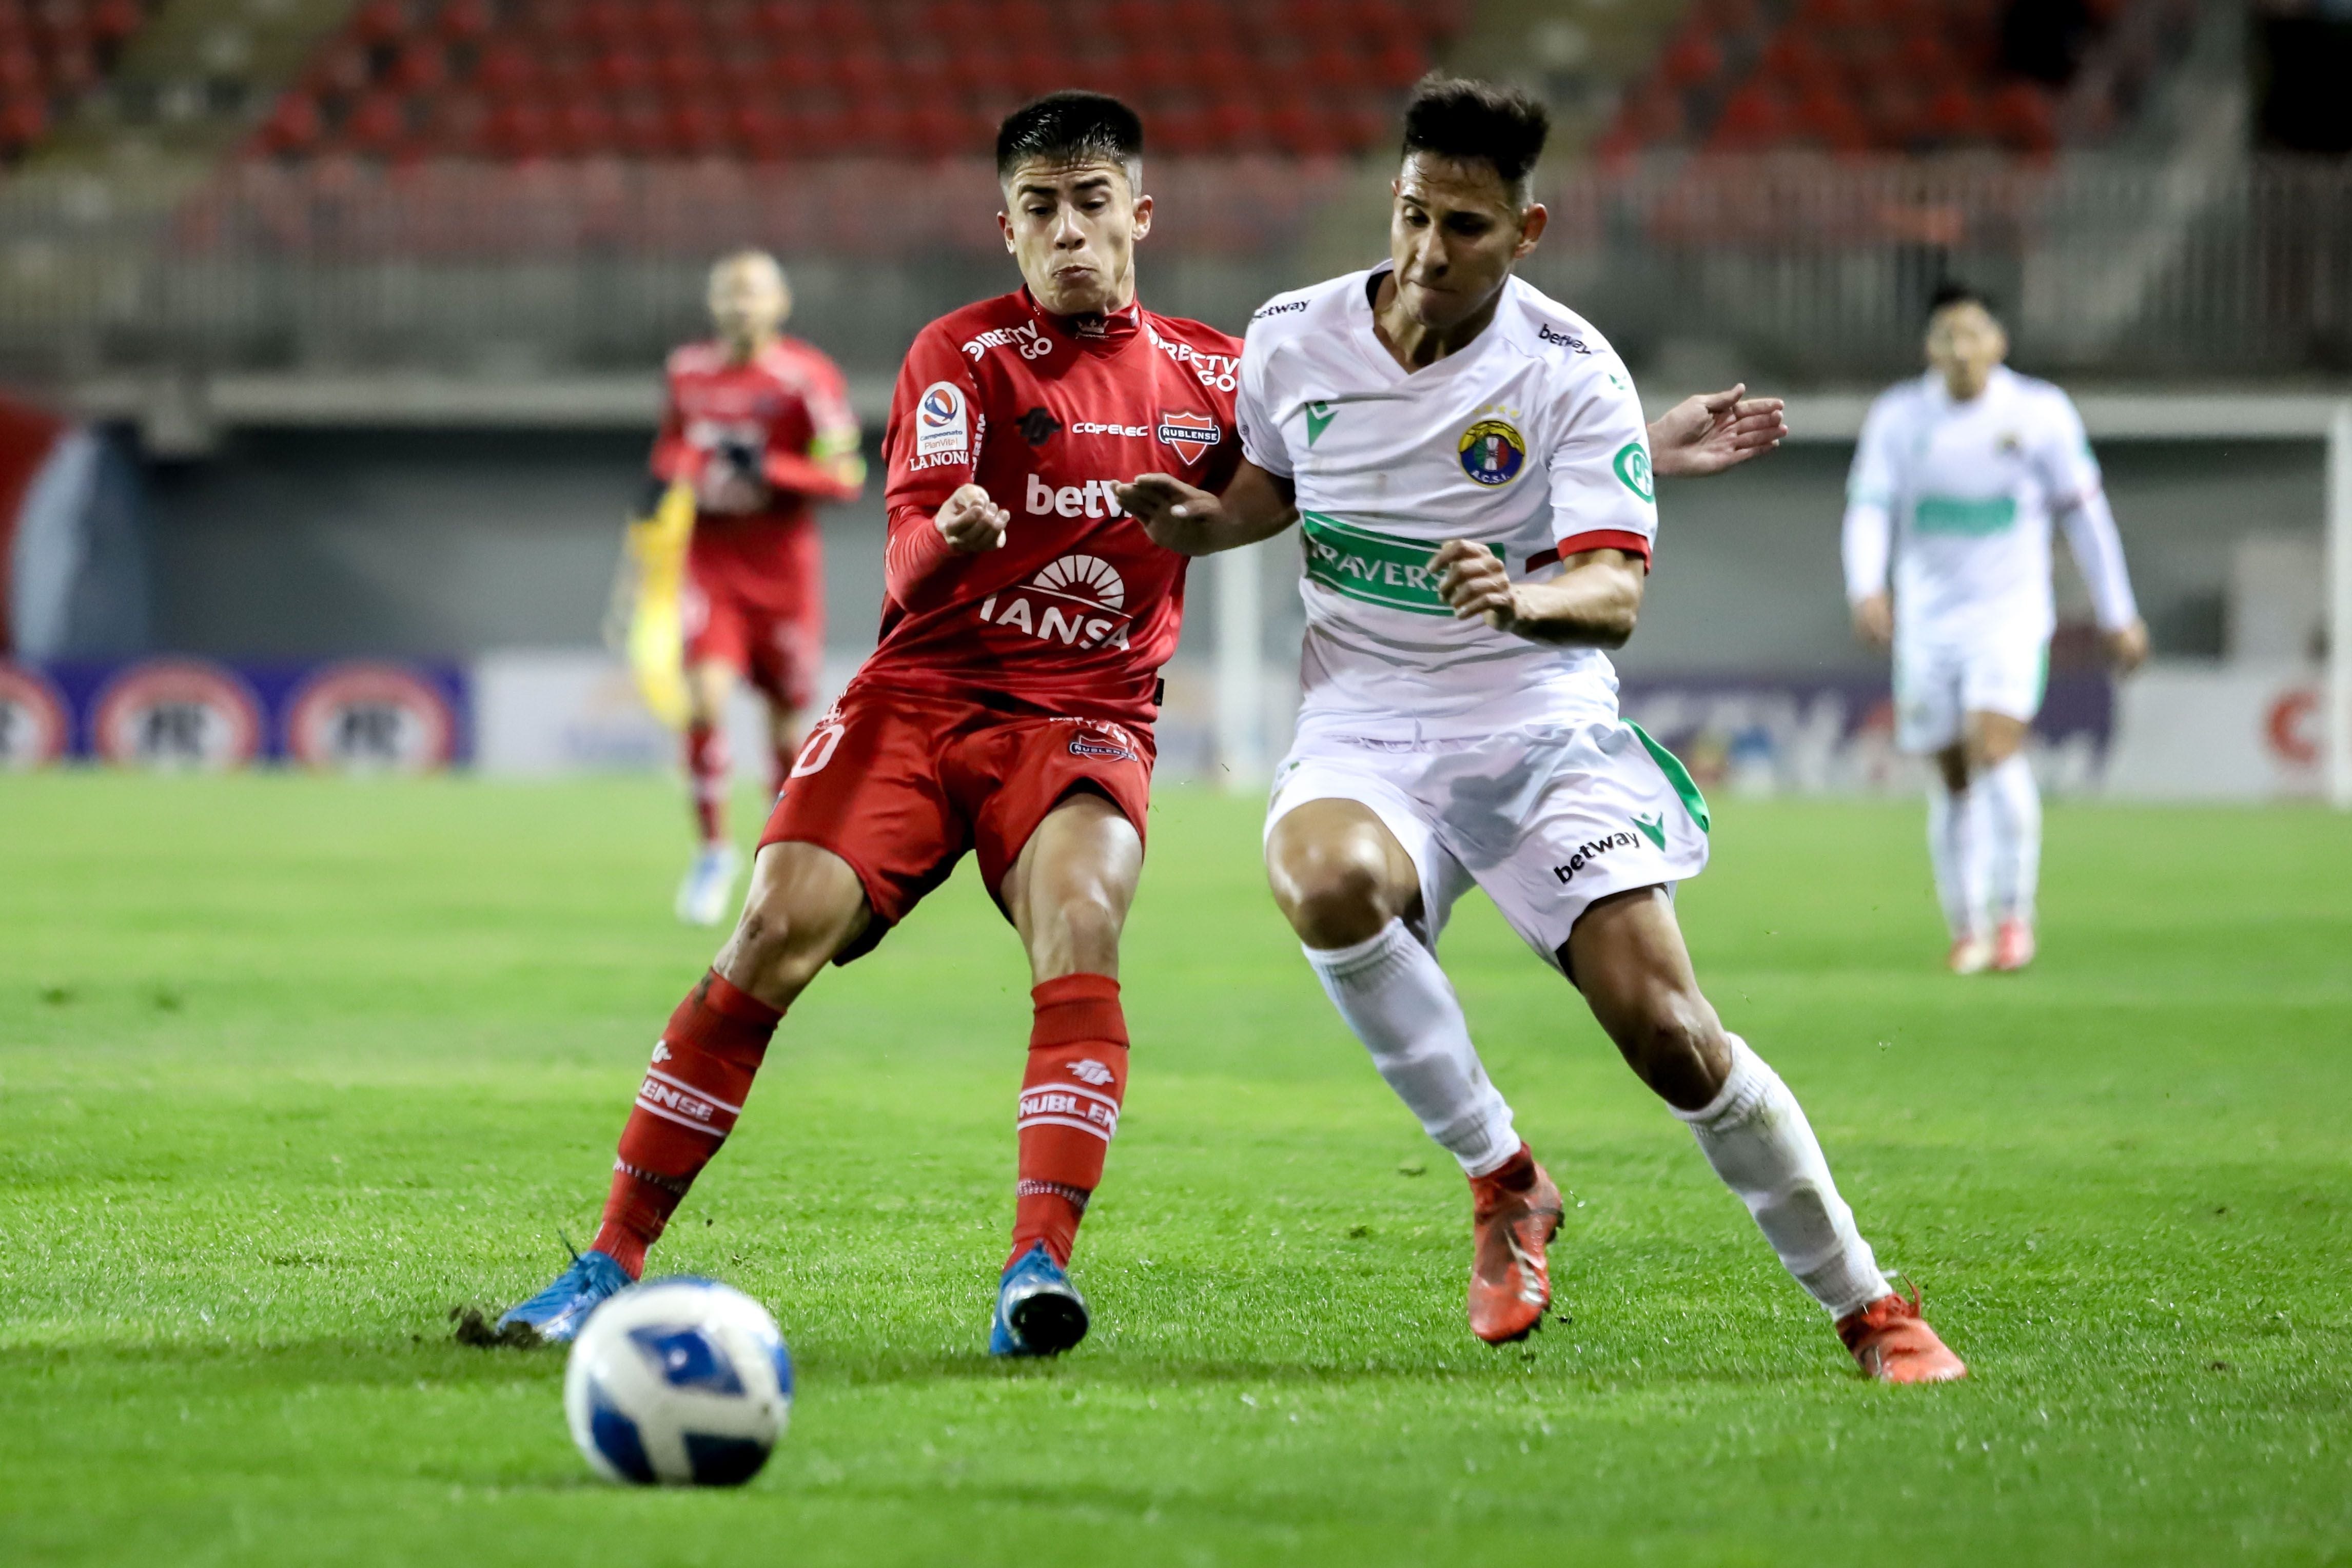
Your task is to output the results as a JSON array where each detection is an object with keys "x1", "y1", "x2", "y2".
[{"x1": 562, "y1": 1276, "x2": 794, "y2": 1486}]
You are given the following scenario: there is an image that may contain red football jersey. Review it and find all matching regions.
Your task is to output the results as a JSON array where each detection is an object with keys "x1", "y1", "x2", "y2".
[
  {"x1": 860, "y1": 289, "x2": 1243, "y2": 726},
  {"x1": 651, "y1": 336, "x2": 861, "y2": 527}
]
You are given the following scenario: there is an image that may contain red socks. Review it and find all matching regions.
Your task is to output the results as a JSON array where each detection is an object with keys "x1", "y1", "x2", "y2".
[
  {"x1": 1010, "y1": 973, "x2": 1129, "y2": 1268},
  {"x1": 685, "y1": 720, "x2": 728, "y2": 844},
  {"x1": 591, "y1": 970, "x2": 781, "y2": 1278},
  {"x1": 587, "y1": 970, "x2": 1127, "y2": 1280}
]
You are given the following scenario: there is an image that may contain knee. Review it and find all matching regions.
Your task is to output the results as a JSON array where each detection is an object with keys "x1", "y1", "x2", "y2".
[
  {"x1": 723, "y1": 877, "x2": 857, "y2": 1005},
  {"x1": 1612, "y1": 990, "x2": 1730, "y2": 1111},
  {"x1": 1269, "y1": 838, "x2": 1401, "y2": 949},
  {"x1": 1041, "y1": 886, "x2": 1125, "y2": 971}
]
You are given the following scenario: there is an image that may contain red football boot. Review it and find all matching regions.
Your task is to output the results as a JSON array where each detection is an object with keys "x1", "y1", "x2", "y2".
[
  {"x1": 1992, "y1": 917, "x2": 2036, "y2": 973},
  {"x1": 1836, "y1": 1286, "x2": 1968, "y2": 1383},
  {"x1": 1465, "y1": 1146, "x2": 1563, "y2": 1344}
]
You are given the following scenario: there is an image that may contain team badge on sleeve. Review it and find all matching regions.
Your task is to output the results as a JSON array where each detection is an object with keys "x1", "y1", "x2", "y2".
[
  {"x1": 1458, "y1": 419, "x2": 1526, "y2": 486},
  {"x1": 1154, "y1": 410, "x2": 1220, "y2": 465},
  {"x1": 1613, "y1": 441, "x2": 1654, "y2": 502},
  {"x1": 915, "y1": 381, "x2": 970, "y2": 458}
]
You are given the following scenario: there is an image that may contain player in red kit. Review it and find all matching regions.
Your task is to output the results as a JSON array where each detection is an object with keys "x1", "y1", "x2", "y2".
[
  {"x1": 652, "y1": 250, "x2": 865, "y2": 927},
  {"x1": 491, "y1": 94, "x2": 1239, "y2": 1357}
]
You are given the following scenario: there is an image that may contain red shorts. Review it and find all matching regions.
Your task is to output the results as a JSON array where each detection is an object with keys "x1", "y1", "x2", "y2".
[
  {"x1": 682, "y1": 518, "x2": 822, "y2": 710},
  {"x1": 758, "y1": 685, "x2": 1154, "y2": 961}
]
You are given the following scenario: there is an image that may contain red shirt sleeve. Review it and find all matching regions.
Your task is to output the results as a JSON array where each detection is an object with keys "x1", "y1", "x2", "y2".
[
  {"x1": 882, "y1": 322, "x2": 985, "y2": 516},
  {"x1": 760, "y1": 349, "x2": 863, "y2": 502},
  {"x1": 876, "y1": 324, "x2": 988, "y2": 607},
  {"x1": 884, "y1": 503, "x2": 961, "y2": 609}
]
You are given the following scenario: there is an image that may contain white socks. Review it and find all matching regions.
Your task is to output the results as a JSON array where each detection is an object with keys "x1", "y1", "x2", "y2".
[
  {"x1": 1674, "y1": 1036, "x2": 1890, "y2": 1319},
  {"x1": 1926, "y1": 780, "x2": 1988, "y2": 939},
  {"x1": 1978, "y1": 753, "x2": 2041, "y2": 925},
  {"x1": 1303, "y1": 920, "x2": 1520, "y2": 1178}
]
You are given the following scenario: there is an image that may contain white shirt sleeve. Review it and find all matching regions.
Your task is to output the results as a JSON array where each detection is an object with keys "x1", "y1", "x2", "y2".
[
  {"x1": 2036, "y1": 391, "x2": 2138, "y2": 630},
  {"x1": 1234, "y1": 320, "x2": 1293, "y2": 479},
  {"x1": 1545, "y1": 357, "x2": 1658, "y2": 563},
  {"x1": 1841, "y1": 396, "x2": 1899, "y2": 602}
]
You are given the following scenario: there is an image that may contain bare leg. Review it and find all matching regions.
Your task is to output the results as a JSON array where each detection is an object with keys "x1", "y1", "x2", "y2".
[{"x1": 1564, "y1": 886, "x2": 1890, "y2": 1318}]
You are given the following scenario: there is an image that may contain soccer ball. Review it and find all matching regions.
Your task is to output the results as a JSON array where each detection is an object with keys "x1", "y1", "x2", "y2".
[{"x1": 562, "y1": 1276, "x2": 794, "y2": 1486}]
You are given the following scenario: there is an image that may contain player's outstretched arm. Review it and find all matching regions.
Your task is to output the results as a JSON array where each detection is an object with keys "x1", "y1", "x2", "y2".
[
  {"x1": 1432, "y1": 539, "x2": 1643, "y2": 647},
  {"x1": 1649, "y1": 384, "x2": 1787, "y2": 479},
  {"x1": 1116, "y1": 462, "x2": 1298, "y2": 556}
]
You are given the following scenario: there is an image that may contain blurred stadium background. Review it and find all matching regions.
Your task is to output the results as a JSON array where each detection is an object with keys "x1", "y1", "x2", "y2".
[{"x1": 0, "y1": 0, "x2": 2346, "y2": 802}]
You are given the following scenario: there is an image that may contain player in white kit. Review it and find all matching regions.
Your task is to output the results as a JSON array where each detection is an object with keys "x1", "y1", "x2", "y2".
[
  {"x1": 1844, "y1": 284, "x2": 2146, "y2": 974},
  {"x1": 1119, "y1": 77, "x2": 1965, "y2": 1383}
]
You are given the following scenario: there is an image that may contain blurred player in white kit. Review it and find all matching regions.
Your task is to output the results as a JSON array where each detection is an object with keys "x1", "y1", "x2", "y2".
[{"x1": 1844, "y1": 283, "x2": 2147, "y2": 974}]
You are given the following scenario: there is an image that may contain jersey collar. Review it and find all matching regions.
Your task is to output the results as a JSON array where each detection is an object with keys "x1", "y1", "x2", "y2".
[
  {"x1": 1024, "y1": 288, "x2": 1144, "y2": 351},
  {"x1": 1349, "y1": 261, "x2": 1510, "y2": 387}
]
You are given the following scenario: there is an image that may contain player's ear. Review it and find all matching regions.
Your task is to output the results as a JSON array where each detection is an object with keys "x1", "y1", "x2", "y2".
[
  {"x1": 1515, "y1": 203, "x2": 1548, "y2": 259},
  {"x1": 1129, "y1": 191, "x2": 1152, "y2": 243},
  {"x1": 997, "y1": 209, "x2": 1014, "y2": 254}
]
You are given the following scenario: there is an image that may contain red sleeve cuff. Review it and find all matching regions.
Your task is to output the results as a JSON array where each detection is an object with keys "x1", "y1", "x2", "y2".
[{"x1": 1526, "y1": 531, "x2": 1653, "y2": 574}]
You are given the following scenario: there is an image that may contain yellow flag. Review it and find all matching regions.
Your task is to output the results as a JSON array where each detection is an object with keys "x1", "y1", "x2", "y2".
[{"x1": 606, "y1": 480, "x2": 697, "y2": 729}]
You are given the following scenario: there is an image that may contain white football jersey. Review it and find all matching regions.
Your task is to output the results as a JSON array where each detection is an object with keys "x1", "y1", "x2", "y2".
[
  {"x1": 1238, "y1": 265, "x2": 1658, "y2": 741},
  {"x1": 1844, "y1": 365, "x2": 2132, "y2": 646}
]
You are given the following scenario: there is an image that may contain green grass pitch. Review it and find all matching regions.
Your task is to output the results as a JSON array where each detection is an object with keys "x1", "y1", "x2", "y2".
[{"x1": 1, "y1": 773, "x2": 2346, "y2": 1566}]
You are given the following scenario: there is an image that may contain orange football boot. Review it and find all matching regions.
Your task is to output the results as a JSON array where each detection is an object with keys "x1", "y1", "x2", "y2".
[
  {"x1": 1836, "y1": 1286, "x2": 1968, "y2": 1383},
  {"x1": 1466, "y1": 1147, "x2": 1563, "y2": 1344}
]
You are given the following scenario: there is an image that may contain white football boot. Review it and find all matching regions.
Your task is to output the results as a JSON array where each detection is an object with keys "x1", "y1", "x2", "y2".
[{"x1": 675, "y1": 843, "x2": 741, "y2": 927}]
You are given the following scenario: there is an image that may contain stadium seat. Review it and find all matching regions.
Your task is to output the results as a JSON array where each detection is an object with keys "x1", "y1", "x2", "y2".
[{"x1": 244, "y1": 0, "x2": 1432, "y2": 168}]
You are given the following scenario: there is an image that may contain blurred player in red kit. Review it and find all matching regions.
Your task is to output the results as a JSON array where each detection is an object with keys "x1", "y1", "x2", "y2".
[
  {"x1": 493, "y1": 94, "x2": 1241, "y2": 1355},
  {"x1": 653, "y1": 250, "x2": 865, "y2": 927}
]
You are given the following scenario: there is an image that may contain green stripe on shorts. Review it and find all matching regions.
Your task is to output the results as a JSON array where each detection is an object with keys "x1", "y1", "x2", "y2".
[{"x1": 1628, "y1": 721, "x2": 1711, "y2": 836}]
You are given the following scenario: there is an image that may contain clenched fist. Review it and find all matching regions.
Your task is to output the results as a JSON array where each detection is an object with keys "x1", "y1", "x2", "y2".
[{"x1": 935, "y1": 483, "x2": 1009, "y2": 553}]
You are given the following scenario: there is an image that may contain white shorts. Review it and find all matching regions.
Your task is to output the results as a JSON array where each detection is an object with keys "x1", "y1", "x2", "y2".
[
  {"x1": 1265, "y1": 718, "x2": 1712, "y2": 972},
  {"x1": 1893, "y1": 637, "x2": 2049, "y2": 753}
]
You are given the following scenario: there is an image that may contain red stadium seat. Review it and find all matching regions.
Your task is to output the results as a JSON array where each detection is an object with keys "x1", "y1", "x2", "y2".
[
  {"x1": 91, "y1": 0, "x2": 142, "y2": 47},
  {"x1": 0, "y1": 93, "x2": 48, "y2": 152},
  {"x1": 1615, "y1": 81, "x2": 1688, "y2": 147},
  {"x1": 345, "y1": 90, "x2": 410, "y2": 156},
  {"x1": 391, "y1": 39, "x2": 448, "y2": 95},
  {"x1": 1708, "y1": 81, "x2": 1791, "y2": 149},
  {"x1": 665, "y1": 98, "x2": 730, "y2": 156},
  {"x1": 474, "y1": 41, "x2": 538, "y2": 96},
  {"x1": 645, "y1": 0, "x2": 702, "y2": 48},
  {"x1": 1989, "y1": 79, "x2": 2054, "y2": 153},
  {"x1": 1660, "y1": 31, "x2": 1725, "y2": 91},
  {"x1": 593, "y1": 47, "x2": 653, "y2": 96},
  {"x1": 351, "y1": 0, "x2": 409, "y2": 49},
  {"x1": 653, "y1": 45, "x2": 712, "y2": 97},
  {"x1": 1794, "y1": 86, "x2": 1872, "y2": 152},
  {"x1": 580, "y1": 0, "x2": 636, "y2": 47},
  {"x1": 553, "y1": 95, "x2": 615, "y2": 155},
  {"x1": 258, "y1": 92, "x2": 324, "y2": 156},
  {"x1": 1924, "y1": 82, "x2": 1983, "y2": 142},
  {"x1": 486, "y1": 96, "x2": 555, "y2": 159},
  {"x1": 0, "y1": 45, "x2": 36, "y2": 91},
  {"x1": 435, "y1": 0, "x2": 495, "y2": 42}
]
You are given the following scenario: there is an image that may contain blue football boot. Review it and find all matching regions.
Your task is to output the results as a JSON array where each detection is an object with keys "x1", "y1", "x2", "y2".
[
  {"x1": 492, "y1": 1248, "x2": 633, "y2": 1345},
  {"x1": 988, "y1": 1243, "x2": 1090, "y2": 1358}
]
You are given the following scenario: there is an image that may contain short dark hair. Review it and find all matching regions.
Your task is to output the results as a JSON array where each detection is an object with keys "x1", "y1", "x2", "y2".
[
  {"x1": 996, "y1": 91, "x2": 1144, "y2": 186},
  {"x1": 1400, "y1": 74, "x2": 1550, "y2": 200},
  {"x1": 1928, "y1": 280, "x2": 1996, "y2": 319}
]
